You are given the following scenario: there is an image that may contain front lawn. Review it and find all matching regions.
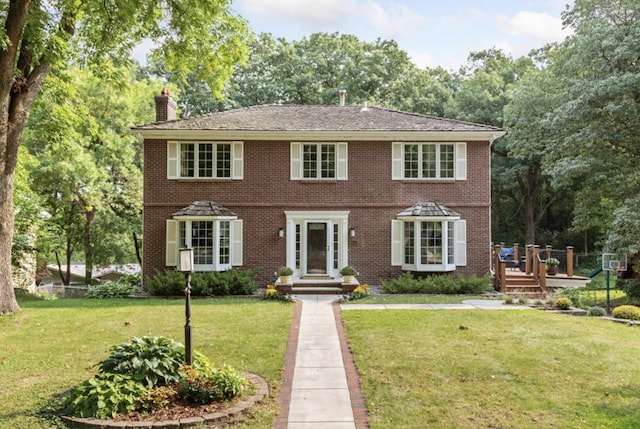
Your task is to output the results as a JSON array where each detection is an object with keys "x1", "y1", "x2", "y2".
[
  {"x1": 342, "y1": 309, "x2": 640, "y2": 428},
  {"x1": 0, "y1": 295, "x2": 293, "y2": 428},
  {"x1": 343, "y1": 294, "x2": 501, "y2": 305}
]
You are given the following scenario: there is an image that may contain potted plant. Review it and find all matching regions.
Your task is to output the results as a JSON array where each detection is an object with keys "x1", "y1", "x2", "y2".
[
  {"x1": 339, "y1": 266, "x2": 357, "y2": 283},
  {"x1": 277, "y1": 266, "x2": 293, "y2": 284},
  {"x1": 546, "y1": 258, "x2": 560, "y2": 275}
]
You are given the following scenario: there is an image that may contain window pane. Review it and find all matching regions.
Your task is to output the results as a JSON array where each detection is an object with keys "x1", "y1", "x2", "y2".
[
  {"x1": 295, "y1": 224, "x2": 301, "y2": 270},
  {"x1": 180, "y1": 144, "x2": 195, "y2": 177},
  {"x1": 219, "y1": 221, "x2": 230, "y2": 264},
  {"x1": 404, "y1": 222, "x2": 414, "y2": 265},
  {"x1": 421, "y1": 221, "x2": 442, "y2": 264},
  {"x1": 303, "y1": 144, "x2": 317, "y2": 178},
  {"x1": 333, "y1": 224, "x2": 339, "y2": 269},
  {"x1": 192, "y1": 221, "x2": 214, "y2": 265},
  {"x1": 179, "y1": 222, "x2": 186, "y2": 248},
  {"x1": 216, "y1": 144, "x2": 231, "y2": 178},
  {"x1": 404, "y1": 144, "x2": 419, "y2": 178},
  {"x1": 321, "y1": 144, "x2": 336, "y2": 178},
  {"x1": 440, "y1": 144, "x2": 454, "y2": 178},
  {"x1": 422, "y1": 144, "x2": 436, "y2": 178},
  {"x1": 198, "y1": 143, "x2": 213, "y2": 177}
]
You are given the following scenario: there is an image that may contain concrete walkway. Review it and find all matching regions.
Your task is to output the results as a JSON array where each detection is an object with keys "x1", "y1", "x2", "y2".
[{"x1": 273, "y1": 296, "x2": 532, "y2": 428}]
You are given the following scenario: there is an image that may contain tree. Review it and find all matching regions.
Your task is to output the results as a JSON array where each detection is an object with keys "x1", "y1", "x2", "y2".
[
  {"x1": 548, "y1": 0, "x2": 640, "y2": 254},
  {"x1": 0, "y1": 0, "x2": 249, "y2": 314}
]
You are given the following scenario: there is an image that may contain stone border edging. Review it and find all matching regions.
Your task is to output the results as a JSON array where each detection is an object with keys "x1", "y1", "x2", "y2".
[{"x1": 60, "y1": 372, "x2": 268, "y2": 429}]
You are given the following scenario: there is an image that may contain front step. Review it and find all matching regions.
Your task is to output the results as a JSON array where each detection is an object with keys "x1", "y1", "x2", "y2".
[{"x1": 276, "y1": 278, "x2": 358, "y2": 295}]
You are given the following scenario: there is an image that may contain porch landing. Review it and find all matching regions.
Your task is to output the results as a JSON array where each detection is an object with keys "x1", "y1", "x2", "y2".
[{"x1": 276, "y1": 277, "x2": 359, "y2": 295}]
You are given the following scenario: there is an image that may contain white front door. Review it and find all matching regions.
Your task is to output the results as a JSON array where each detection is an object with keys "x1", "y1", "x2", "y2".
[{"x1": 285, "y1": 211, "x2": 350, "y2": 278}]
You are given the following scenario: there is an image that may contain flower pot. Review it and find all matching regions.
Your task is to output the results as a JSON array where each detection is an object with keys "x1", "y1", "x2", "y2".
[
  {"x1": 280, "y1": 275, "x2": 292, "y2": 284},
  {"x1": 547, "y1": 265, "x2": 558, "y2": 276},
  {"x1": 343, "y1": 275, "x2": 354, "y2": 284}
]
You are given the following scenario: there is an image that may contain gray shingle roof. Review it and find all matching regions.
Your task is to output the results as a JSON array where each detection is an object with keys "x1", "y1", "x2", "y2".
[
  {"x1": 134, "y1": 105, "x2": 501, "y2": 132},
  {"x1": 173, "y1": 201, "x2": 237, "y2": 217},
  {"x1": 397, "y1": 202, "x2": 461, "y2": 218}
]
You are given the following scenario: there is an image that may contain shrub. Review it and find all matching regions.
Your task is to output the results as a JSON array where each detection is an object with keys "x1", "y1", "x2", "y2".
[
  {"x1": 612, "y1": 305, "x2": 640, "y2": 320},
  {"x1": 119, "y1": 273, "x2": 141, "y2": 288},
  {"x1": 87, "y1": 281, "x2": 140, "y2": 298},
  {"x1": 97, "y1": 336, "x2": 210, "y2": 387},
  {"x1": 60, "y1": 373, "x2": 149, "y2": 419},
  {"x1": 146, "y1": 270, "x2": 185, "y2": 296},
  {"x1": 556, "y1": 297, "x2": 572, "y2": 310},
  {"x1": 137, "y1": 385, "x2": 178, "y2": 413},
  {"x1": 277, "y1": 266, "x2": 293, "y2": 276},
  {"x1": 210, "y1": 365, "x2": 249, "y2": 399},
  {"x1": 262, "y1": 284, "x2": 293, "y2": 302},
  {"x1": 587, "y1": 306, "x2": 607, "y2": 317},
  {"x1": 176, "y1": 365, "x2": 248, "y2": 404},
  {"x1": 349, "y1": 284, "x2": 370, "y2": 300},
  {"x1": 620, "y1": 279, "x2": 640, "y2": 303},
  {"x1": 381, "y1": 272, "x2": 489, "y2": 294}
]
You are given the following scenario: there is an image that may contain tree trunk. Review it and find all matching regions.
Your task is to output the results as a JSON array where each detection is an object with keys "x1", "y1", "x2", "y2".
[{"x1": 83, "y1": 206, "x2": 96, "y2": 284}]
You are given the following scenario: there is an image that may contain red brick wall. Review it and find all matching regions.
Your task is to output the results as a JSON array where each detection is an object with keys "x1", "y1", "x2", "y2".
[{"x1": 143, "y1": 138, "x2": 492, "y2": 286}]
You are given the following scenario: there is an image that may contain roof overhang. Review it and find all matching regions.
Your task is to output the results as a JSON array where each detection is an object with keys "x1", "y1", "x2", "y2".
[{"x1": 132, "y1": 129, "x2": 506, "y2": 143}]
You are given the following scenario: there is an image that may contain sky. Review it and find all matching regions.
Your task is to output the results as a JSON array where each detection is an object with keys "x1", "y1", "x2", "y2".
[{"x1": 231, "y1": 0, "x2": 574, "y2": 71}]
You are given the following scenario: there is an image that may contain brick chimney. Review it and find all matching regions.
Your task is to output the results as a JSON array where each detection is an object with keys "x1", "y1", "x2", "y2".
[{"x1": 154, "y1": 87, "x2": 177, "y2": 122}]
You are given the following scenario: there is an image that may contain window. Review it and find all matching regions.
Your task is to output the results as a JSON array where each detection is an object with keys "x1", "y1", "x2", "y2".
[
  {"x1": 291, "y1": 142, "x2": 348, "y2": 180},
  {"x1": 167, "y1": 141, "x2": 243, "y2": 179},
  {"x1": 392, "y1": 218, "x2": 466, "y2": 271},
  {"x1": 392, "y1": 142, "x2": 466, "y2": 180},
  {"x1": 166, "y1": 218, "x2": 242, "y2": 270}
]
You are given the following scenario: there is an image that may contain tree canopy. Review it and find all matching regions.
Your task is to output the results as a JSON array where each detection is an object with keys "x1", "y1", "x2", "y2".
[{"x1": 0, "y1": 0, "x2": 250, "y2": 314}]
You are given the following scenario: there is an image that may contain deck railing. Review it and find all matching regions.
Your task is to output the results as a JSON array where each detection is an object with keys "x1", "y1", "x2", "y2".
[{"x1": 492, "y1": 244, "x2": 575, "y2": 293}]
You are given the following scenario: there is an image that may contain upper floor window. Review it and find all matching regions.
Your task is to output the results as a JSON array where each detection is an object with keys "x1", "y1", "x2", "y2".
[
  {"x1": 167, "y1": 141, "x2": 243, "y2": 180},
  {"x1": 392, "y1": 142, "x2": 466, "y2": 180},
  {"x1": 291, "y1": 142, "x2": 348, "y2": 180}
]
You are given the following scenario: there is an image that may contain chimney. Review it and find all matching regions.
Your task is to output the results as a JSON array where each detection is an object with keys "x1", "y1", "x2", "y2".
[
  {"x1": 339, "y1": 89, "x2": 346, "y2": 106},
  {"x1": 154, "y1": 87, "x2": 177, "y2": 122}
]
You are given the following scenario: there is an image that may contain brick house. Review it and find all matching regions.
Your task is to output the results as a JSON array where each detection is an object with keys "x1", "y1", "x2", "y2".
[{"x1": 133, "y1": 91, "x2": 504, "y2": 291}]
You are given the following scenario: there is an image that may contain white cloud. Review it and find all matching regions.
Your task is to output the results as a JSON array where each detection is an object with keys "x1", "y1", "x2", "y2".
[
  {"x1": 503, "y1": 11, "x2": 569, "y2": 42},
  {"x1": 406, "y1": 49, "x2": 437, "y2": 69},
  {"x1": 238, "y1": 0, "x2": 360, "y2": 28},
  {"x1": 363, "y1": 1, "x2": 427, "y2": 39}
]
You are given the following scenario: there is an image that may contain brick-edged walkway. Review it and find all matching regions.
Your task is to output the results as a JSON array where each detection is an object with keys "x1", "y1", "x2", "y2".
[{"x1": 273, "y1": 296, "x2": 370, "y2": 428}]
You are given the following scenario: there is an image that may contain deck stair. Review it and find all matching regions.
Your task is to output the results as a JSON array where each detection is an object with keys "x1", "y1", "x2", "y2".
[{"x1": 502, "y1": 273, "x2": 545, "y2": 298}]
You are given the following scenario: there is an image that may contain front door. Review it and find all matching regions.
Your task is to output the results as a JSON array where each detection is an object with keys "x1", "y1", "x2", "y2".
[{"x1": 306, "y1": 222, "x2": 328, "y2": 275}]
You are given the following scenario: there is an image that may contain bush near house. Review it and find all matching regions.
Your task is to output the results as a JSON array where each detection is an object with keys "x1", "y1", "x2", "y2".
[
  {"x1": 381, "y1": 272, "x2": 490, "y2": 294},
  {"x1": 146, "y1": 269, "x2": 258, "y2": 296}
]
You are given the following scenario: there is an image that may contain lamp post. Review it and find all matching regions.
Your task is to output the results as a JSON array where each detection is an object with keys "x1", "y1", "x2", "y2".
[{"x1": 179, "y1": 247, "x2": 194, "y2": 366}]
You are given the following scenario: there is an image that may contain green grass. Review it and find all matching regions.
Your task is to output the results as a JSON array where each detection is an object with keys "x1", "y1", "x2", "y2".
[
  {"x1": 344, "y1": 294, "x2": 501, "y2": 304},
  {"x1": 0, "y1": 295, "x2": 293, "y2": 428},
  {"x1": 342, "y1": 309, "x2": 640, "y2": 428}
]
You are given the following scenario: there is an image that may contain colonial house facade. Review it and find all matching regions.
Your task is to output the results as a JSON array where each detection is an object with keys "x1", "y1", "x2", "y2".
[{"x1": 133, "y1": 91, "x2": 503, "y2": 290}]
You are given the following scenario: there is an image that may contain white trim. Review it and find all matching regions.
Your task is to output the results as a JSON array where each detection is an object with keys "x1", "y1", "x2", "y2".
[
  {"x1": 393, "y1": 142, "x2": 464, "y2": 180},
  {"x1": 285, "y1": 211, "x2": 350, "y2": 278},
  {"x1": 136, "y1": 129, "x2": 505, "y2": 142}
]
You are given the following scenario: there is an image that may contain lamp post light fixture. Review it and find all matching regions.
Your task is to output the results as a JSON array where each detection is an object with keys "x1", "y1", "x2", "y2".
[{"x1": 179, "y1": 247, "x2": 194, "y2": 366}]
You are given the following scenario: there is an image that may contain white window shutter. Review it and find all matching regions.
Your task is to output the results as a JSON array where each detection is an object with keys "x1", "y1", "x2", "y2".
[
  {"x1": 232, "y1": 142, "x2": 243, "y2": 180},
  {"x1": 290, "y1": 143, "x2": 302, "y2": 180},
  {"x1": 455, "y1": 143, "x2": 467, "y2": 180},
  {"x1": 337, "y1": 143, "x2": 348, "y2": 180},
  {"x1": 455, "y1": 219, "x2": 467, "y2": 266},
  {"x1": 231, "y1": 219, "x2": 243, "y2": 266},
  {"x1": 166, "y1": 219, "x2": 178, "y2": 266},
  {"x1": 167, "y1": 142, "x2": 179, "y2": 179},
  {"x1": 391, "y1": 219, "x2": 403, "y2": 266},
  {"x1": 392, "y1": 143, "x2": 403, "y2": 180}
]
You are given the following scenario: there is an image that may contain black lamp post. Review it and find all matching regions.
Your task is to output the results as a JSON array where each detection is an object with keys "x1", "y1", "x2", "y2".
[{"x1": 179, "y1": 247, "x2": 194, "y2": 366}]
